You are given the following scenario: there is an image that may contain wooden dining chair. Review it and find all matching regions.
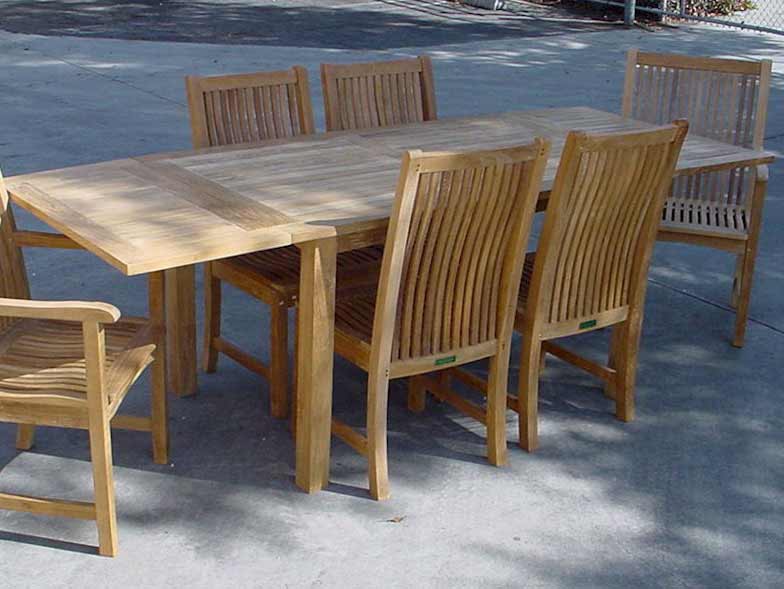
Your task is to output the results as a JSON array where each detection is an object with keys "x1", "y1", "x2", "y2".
[
  {"x1": 320, "y1": 56, "x2": 437, "y2": 132},
  {"x1": 332, "y1": 140, "x2": 550, "y2": 500},
  {"x1": 447, "y1": 123, "x2": 688, "y2": 452},
  {"x1": 517, "y1": 122, "x2": 689, "y2": 450},
  {"x1": 186, "y1": 67, "x2": 384, "y2": 419},
  {"x1": 0, "y1": 169, "x2": 168, "y2": 557},
  {"x1": 622, "y1": 49, "x2": 772, "y2": 347}
]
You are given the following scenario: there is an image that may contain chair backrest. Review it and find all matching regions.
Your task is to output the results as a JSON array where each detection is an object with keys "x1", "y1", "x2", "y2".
[
  {"x1": 320, "y1": 56, "x2": 437, "y2": 132},
  {"x1": 185, "y1": 67, "x2": 315, "y2": 148},
  {"x1": 622, "y1": 50, "x2": 770, "y2": 210},
  {"x1": 0, "y1": 170, "x2": 31, "y2": 330},
  {"x1": 371, "y1": 141, "x2": 550, "y2": 372},
  {"x1": 622, "y1": 50, "x2": 771, "y2": 150},
  {"x1": 523, "y1": 123, "x2": 688, "y2": 337}
]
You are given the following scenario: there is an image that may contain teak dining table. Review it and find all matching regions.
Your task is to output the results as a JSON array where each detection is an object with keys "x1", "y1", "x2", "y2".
[{"x1": 5, "y1": 107, "x2": 774, "y2": 493}]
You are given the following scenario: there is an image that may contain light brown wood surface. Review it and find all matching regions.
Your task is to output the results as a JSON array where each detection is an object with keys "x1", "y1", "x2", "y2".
[
  {"x1": 513, "y1": 122, "x2": 688, "y2": 451},
  {"x1": 189, "y1": 66, "x2": 317, "y2": 413},
  {"x1": 0, "y1": 170, "x2": 168, "y2": 556},
  {"x1": 186, "y1": 67, "x2": 315, "y2": 149},
  {"x1": 190, "y1": 66, "x2": 385, "y2": 417},
  {"x1": 6, "y1": 107, "x2": 772, "y2": 276},
  {"x1": 4, "y1": 107, "x2": 774, "y2": 494},
  {"x1": 332, "y1": 141, "x2": 550, "y2": 499},
  {"x1": 622, "y1": 50, "x2": 772, "y2": 346},
  {"x1": 321, "y1": 56, "x2": 437, "y2": 131}
]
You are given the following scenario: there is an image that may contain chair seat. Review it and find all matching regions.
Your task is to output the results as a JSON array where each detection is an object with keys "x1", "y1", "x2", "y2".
[
  {"x1": 660, "y1": 198, "x2": 749, "y2": 239},
  {"x1": 333, "y1": 286, "x2": 378, "y2": 371},
  {"x1": 335, "y1": 287, "x2": 377, "y2": 345},
  {"x1": 214, "y1": 245, "x2": 384, "y2": 304},
  {"x1": 0, "y1": 317, "x2": 155, "y2": 408}
]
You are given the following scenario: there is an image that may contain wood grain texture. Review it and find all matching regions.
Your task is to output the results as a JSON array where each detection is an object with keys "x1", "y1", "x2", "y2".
[
  {"x1": 0, "y1": 168, "x2": 168, "y2": 556},
  {"x1": 186, "y1": 67, "x2": 315, "y2": 149},
  {"x1": 513, "y1": 122, "x2": 689, "y2": 451},
  {"x1": 3, "y1": 108, "x2": 774, "y2": 498},
  {"x1": 622, "y1": 50, "x2": 772, "y2": 346},
  {"x1": 165, "y1": 266, "x2": 197, "y2": 396},
  {"x1": 0, "y1": 493, "x2": 96, "y2": 520},
  {"x1": 295, "y1": 237, "x2": 337, "y2": 494},
  {"x1": 5, "y1": 108, "x2": 772, "y2": 277},
  {"x1": 189, "y1": 66, "x2": 385, "y2": 419},
  {"x1": 333, "y1": 141, "x2": 550, "y2": 498},
  {"x1": 321, "y1": 56, "x2": 437, "y2": 132}
]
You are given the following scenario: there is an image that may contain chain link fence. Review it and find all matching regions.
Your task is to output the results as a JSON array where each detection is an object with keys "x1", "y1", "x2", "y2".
[
  {"x1": 603, "y1": 0, "x2": 779, "y2": 33},
  {"x1": 666, "y1": 0, "x2": 784, "y2": 33},
  {"x1": 500, "y1": 0, "x2": 784, "y2": 34}
]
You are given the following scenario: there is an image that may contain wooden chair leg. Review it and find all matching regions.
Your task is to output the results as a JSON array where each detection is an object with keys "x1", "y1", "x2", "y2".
[
  {"x1": 407, "y1": 376, "x2": 426, "y2": 413},
  {"x1": 733, "y1": 245, "x2": 758, "y2": 348},
  {"x1": 269, "y1": 302, "x2": 289, "y2": 419},
  {"x1": 486, "y1": 355, "x2": 509, "y2": 466},
  {"x1": 15, "y1": 424, "x2": 35, "y2": 450},
  {"x1": 151, "y1": 354, "x2": 169, "y2": 465},
  {"x1": 290, "y1": 315, "x2": 298, "y2": 437},
  {"x1": 733, "y1": 170, "x2": 766, "y2": 348},
  {"x1": 604, "y1": 326, "x2": 621, "y2": 400},
  {"x1": 202, "y1": 262, "x2": 221, "y2": 373},
  {"x1": 730, "y1": 254, "x2": 743, "y2": 309},
  {"x1": 367, "y1": 370, "x2": 391, "y2": 501},
  {"x1": 88, "y1": 415, "x2": 119, "y2": 557},
  {"x1": 518, "y1": 333, "x2": 541, "y2": 452},
  {"x1": 84, "y1": 321, "x2": 118, "y2": 556},
  {"x1": 614, "y1": 318, "x2": 642, "y2": 422}
]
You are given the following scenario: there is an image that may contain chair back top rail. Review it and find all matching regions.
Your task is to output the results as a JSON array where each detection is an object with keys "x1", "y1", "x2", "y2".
[
  {"x1": 185, "y1": 66, "x2": 315, "y2": 149},
  {"x1": 523, "y1": 122, "x2": 689, "y2": 337},
  {"x1": 622, "y1": 49, "x2": 772, "y2": 150},
  {"x1": 372, "y1": 141, "x2": 550, "y2": 373},
  {"x1": 321, "y1": 56, "x2": 437, "y2": 132}
]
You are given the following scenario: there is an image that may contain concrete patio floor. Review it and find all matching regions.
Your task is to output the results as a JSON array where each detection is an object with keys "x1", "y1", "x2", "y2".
[{"x1": 0, "y1": 12, "x2": 782, "y2": 589}]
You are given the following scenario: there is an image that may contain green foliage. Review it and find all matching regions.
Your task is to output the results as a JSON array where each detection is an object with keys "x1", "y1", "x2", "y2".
[{"x1": 657, "y1": 0, "x2": 756, "y2": 16}]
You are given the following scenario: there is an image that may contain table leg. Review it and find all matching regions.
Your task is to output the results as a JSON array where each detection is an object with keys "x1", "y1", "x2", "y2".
[
  {"x1": 295, "y1": 237, "x2": 337, "y2": 493},
  {"x1": 148, "y1": 271, "x2": 169, "y2": 464},
  {"x1": 165, "y1": 265, "x2": 198, "y2": 397}
]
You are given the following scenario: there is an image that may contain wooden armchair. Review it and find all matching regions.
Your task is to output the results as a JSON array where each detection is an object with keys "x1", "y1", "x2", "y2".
[
  {"x1": 0, "y1": 169, "x2": 167, "y2": 556},
  {"x1": 622, "y1": 50, "x2": 772, "y2": 347},
  {"x1": 321, "y1": 56, "x2": 437, "y2": 131},
  {"x1": 333, "y1": 140, "x2": 550, "y2": 499},
  {"x1": 186, "y1": 67, "x2": 384, "y2": 419}
]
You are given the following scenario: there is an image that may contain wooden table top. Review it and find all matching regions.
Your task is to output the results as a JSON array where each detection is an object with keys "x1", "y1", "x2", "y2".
[{"x1": 6, "y1": 107, "x2": 774, "y2": 276}]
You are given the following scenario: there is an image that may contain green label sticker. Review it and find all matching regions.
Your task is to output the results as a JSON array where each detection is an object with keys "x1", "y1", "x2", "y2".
[
  {"x1": 579, "y1": 319, "x2": 597, "y2": 330},
  {"x1": 435, "y1": 355, "x2": 457, "y2": 366}
]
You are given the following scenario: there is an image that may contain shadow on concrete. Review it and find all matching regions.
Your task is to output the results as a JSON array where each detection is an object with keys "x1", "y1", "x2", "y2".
[
  {"x1": 0, "y1": 0, "x2": 608, "y2": 49},
  {"x1": 0, "y1": 22, "x2": 782, "y2": 582}
]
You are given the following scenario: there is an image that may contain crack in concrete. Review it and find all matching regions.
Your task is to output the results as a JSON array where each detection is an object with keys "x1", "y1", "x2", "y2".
[
  {"x1": 6, "y1": 36, "x2": 187, "y2": 109},
  {"x1": 649, "y1": 277, "x2": 784, "y2": 337}
]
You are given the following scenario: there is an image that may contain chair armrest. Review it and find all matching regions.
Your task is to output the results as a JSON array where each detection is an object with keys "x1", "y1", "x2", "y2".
[
  {"x1": 756, "y1": 164, "x2": 769, "y2": 183},
  {"x1": 0, "y1": 298, "x2": 120, "y2": 323}
]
